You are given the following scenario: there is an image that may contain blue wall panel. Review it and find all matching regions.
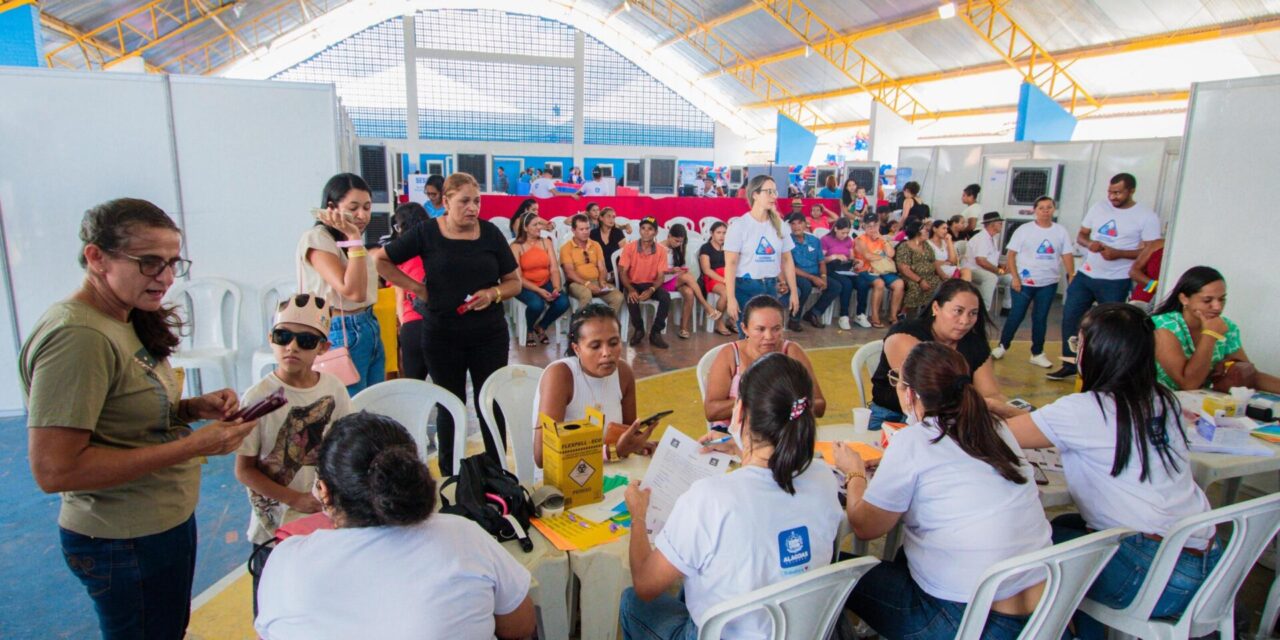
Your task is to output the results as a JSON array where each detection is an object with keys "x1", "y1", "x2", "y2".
[{"x1": 0, "y1": 3, "x2": 43, "y2": 68}]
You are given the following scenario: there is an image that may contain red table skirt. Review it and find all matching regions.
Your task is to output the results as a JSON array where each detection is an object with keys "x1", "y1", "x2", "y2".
[{"x1": 478, "y1": 195, "x2": 839, "y2": 226}]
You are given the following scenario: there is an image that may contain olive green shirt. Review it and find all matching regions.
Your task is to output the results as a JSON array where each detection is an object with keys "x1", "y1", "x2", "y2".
[{"x1": 20, "y1": 299, "x2": 200, "y2": 539}]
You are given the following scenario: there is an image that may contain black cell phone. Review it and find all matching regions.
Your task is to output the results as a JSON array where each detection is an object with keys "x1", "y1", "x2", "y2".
[
  {"x1": 1032, "y1": 465, "x2": 1049, "y2": 485},
  {"x1": 640, "y1": 410, "x2": 674, "y2": 428}
]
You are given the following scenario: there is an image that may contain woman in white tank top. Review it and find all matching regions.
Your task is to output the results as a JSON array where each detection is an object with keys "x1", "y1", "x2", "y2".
[{"x1": 533, "y1": 304, "x2": 657, "y2": 467}]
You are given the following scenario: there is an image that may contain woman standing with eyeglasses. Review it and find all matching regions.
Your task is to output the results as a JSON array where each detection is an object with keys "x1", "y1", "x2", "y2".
[
  {"x1": 723, "y1": 175, "x2": 800, "y2": 330},
  {"x1": 22, "y1": 198, "x2": 258, "y2": 639}
]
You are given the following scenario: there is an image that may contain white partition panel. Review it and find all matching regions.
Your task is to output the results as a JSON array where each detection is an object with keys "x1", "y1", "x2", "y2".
[
  {"x1": 1165, "y1": 75, "x2": 1280, "y2": 372},
  {"x1": 930, "y1": 144, "x2": 984, "y2": 218},
  {"x1": 0, "y1": 69, "x2": 182, "y2": 412},
  {"x1": 169, "y1": 77, "x2": 340, "y2": 386}
]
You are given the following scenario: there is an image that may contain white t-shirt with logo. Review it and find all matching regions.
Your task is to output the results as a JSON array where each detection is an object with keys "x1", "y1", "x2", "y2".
[
  {"x1": 530, "y1": 178, "x2": 557, "y2": 198},
  {"x1": 1006, "y1": 222, "x2": 1072, "y2": 287},
  {"x1": 581, "y1": 180, "x2": 608, "y2": 196},
  {"x1": 255, "y1": 514, "x2": 531, "y2": 640},
  {"x1": 237, "y1": 371, "x2": 352, "y2": 544},
  {"x1": 961, "y1": 228, "x2": 1001, "y2": 271},
  {"x1": 864, "y1": 419, "x2": 1051, "y2": 603},
  {"x1": 724, "y1": 214, "x2": 795, "y2": 280},
  {"x1": 1031, "y1": 392, "x2": 1214, "y2": 549},
  {"x1": 655, "y1": 463, "x2": 841, "y2": 640},
  {"x1": 1078, "y1": 201, "x2": 1160, "y2": 280}
]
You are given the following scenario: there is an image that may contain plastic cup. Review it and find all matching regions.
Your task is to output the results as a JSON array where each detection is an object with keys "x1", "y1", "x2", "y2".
[{"x1": 852, "y1": 408, "x2": 871, "y2": 433}]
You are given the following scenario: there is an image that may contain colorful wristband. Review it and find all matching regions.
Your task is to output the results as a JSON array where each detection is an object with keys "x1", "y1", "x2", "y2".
[
  {"x1": 347, "y1": 248, "x2": 368, "y2": 258},
  {"x1": 1201, "y1": 329, "x2": 1226, "y2": 342},
  {"x1": 337, "y1": 239, "x2": 364, "y2": 248}
]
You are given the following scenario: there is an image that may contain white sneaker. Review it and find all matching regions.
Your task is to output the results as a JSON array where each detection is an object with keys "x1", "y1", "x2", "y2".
[
  {"x1": 837, "y1": 316, "x2": 852, "y2": 330},
  {"x1": 854, "y1": 314, "x2": 871, "y2": 328},
  {"x1": 1029, "y1": 353, "x2": 1053, "y2": 368},
  {"x1": 991, "y1": 344, "x2": 1006, "y2": 360}
]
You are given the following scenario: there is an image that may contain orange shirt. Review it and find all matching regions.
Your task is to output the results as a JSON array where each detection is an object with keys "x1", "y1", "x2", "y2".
[
  {"x1": 619, "y1": 241, "x2": 668, "y2": 285},
  {"x1": 856, "y1": 235, "x2": 888, "y2": 273},
  {"x1": 518, "y1": 241, "x2": 553, "y2": 286},
  {"x1": 560, "y1": 239, "x2": 605, "y2": 282}
]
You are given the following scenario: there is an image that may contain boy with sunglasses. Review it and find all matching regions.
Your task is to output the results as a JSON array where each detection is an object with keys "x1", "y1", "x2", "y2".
[{"x1": 234, "y1": 294, "x2": 352, "y2": 607}]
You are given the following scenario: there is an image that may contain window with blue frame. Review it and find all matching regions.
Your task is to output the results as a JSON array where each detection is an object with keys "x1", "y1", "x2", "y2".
[
  {"x1": 272, "y1": 18, "x2": 407, "y2": 139},
  {"x1": 583, "y1": 35, "x2": 714, "y2": 148},
  {"x1": 416, "y1": 58, "x2": 574, "y2": 143}
]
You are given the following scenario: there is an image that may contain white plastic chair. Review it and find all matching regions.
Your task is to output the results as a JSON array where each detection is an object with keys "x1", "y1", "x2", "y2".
[
  {"x1": 696, "y1": 343, "x2": 728, "y2": 405},
  {"x1": 350, "y1": 379, "x2": 475, "y2": 473},
  {"x1": 250, "y1": 278, "x2": 295, "y2": 380},
  {"x1": 478, "y1": 364, "x2": 543, "y2": 487},
  {"x1": 813, "y1": 227, "x2": 830, "y2": 239},
  {"x1": 1080, "y1": 492, "x2": 1280, "y2": 640},
  {"x1": 698, "y1": 216, "x2": 723, "y2": 235},
  {"x1": 665, "y1": 215, "x2": 696, "y2": 232},
  {"x1": 507, "y1": 295, "x2": 569, "y2": 348},
  {"x1": 489, "y1": 215, "x2": 512, "y2": 238},
  {"x1": 166, "y1": 277, "x2": 242, "y2": 395},
  {"x1": 850, "y1": 340, "x2": 883, "y2": 409},
  {"x1": 955, "y1": 528, "x2": 1132, "y2": 639},
  {"x1": 696, "y1": 556, "x2": 880, "y2": 640}
]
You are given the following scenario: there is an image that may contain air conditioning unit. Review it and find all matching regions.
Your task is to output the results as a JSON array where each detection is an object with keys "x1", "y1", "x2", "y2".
[
  {"x1": 728, "y1": 166, "x2": 744, "y2": 185},
  {"x1": 1004, "y1": 161, "x2": 1064, "y2": 220},
  {"x1": 843, "y1": 161, "x2": 879, "y2": 197}
]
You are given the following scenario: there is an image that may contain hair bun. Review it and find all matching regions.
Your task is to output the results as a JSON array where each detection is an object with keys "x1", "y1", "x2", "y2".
[{"x1": 367, "y1": 445, "x2": 432, "y2": 526}]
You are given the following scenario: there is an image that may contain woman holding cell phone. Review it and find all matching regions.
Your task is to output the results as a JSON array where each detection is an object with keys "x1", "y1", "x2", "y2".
[{"x1": 373, "y1": 172, "x2": 520, "y2": 477}]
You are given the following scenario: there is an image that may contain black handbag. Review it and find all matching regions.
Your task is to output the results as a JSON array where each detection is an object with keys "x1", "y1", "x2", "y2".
[{"x1": 439, "y1": 454, "x2": 536, "y2": 552}]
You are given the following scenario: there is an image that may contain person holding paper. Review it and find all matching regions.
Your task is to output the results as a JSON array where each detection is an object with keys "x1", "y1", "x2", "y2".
[
  {"x1": 704, "y1": 295, "x2": 826, "y2": 427},
  {"x1": 620, "y1": 354, "x2": 841, "y2": 640},
  {"x1": 834, "y1": 342, "x2": 1051, "y2": 640},
  {"x1": 532, "y1": 304, "x2": 658, "y2": 467},
  {"x1": 1005, "y1": 303, "x2": 1220, "y2": 640}
]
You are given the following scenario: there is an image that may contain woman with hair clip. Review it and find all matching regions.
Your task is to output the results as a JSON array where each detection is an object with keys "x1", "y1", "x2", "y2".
[
  {"x1": 660, "y1": 223, "x2": 721, "y2": 339},
  {"x1": 298, "y1": 172, "x2": 382, "y2": 394},
  {"x1": 390, "y1": 202, "x2": 429, "y2": 380},
  {"x1": 1005, "y1": 303, "x2": 1221, "y2": 640},
  {"x1": 509, "y1": 209, "x2": 570, "y2": 346},
  {"x1": 1150, "y1": 266, "x2": 1280, "y2": 392},
  {"x1": 531, "y1": 304, "x2": 658, "y2": 468},
  {"x1": 24, "y1": 198, "x2": 257, "y2": 638},
  {"x1": 620, "y1": 354, "x2": 842, "y2": 640},
  {"x1": 704, "y1": 295, "x2": 826, "y2": 427},
  {"x1": 373, "y1": 172, "x2": 520, "y2": 477},
  {"x1": 723, "y1": 175, "x2": 801, "y2": 329},
  {"x1": 868, "y1": 279, "x2": 1019, "y2": 430},
  {"x1": 834, "y1": 342, "x2": 1051, "y2": 640},
  {"x1": 254, "y1": 412, "x2": 535, "y2": 639}
]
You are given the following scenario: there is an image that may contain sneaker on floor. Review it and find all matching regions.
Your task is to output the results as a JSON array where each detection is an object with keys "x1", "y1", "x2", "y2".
[
  {"x1": 629, "y1": 327, "x2": 644, "y2": 347},
  {"x1": 837, "y1": 316, "x2": 852, "y2": 330},
  {"x1": 649, "y1": 332, "x2": 669, "y2": 349},
  {"x1": 804, "y1": 312, "x2": 826, "y2": 329},
  {"x1": 1046, "y1": 364, "x2": 1077, "y2": 380},
  {"x1": 991, "y1": 344, "x2": 1006, "y2": 360},
  {"x1": 787, "y1": 317, "x2": 804, "y2": 332},
  {"x1": 854, "y1": 314, "x2": 872, "y2": 328},
  {"x1": 1029, "y1": 353, "x2": 1053, "y2": 368}
]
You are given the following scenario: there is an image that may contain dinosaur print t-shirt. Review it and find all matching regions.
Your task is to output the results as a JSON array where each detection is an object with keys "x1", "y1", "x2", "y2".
[{"x1": 238, "y1": 371, "x2": 351, "y2": 544}]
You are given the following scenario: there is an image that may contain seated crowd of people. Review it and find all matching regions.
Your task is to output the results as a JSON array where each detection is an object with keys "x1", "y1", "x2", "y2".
[{"x1": 19, "y1": 168, "x2": 1278, "y2": 640}]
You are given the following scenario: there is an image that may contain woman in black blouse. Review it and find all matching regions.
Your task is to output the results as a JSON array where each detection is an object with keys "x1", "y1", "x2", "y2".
[
  {"x1": 591, "y1": 206, "x2": 627, "y2": 282},
  {"x1": 373, "y1": 173, "x2": 519, "y2": 476}
]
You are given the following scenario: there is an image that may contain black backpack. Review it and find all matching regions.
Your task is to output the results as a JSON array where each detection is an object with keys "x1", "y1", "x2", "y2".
[{"x1": 440, "y1": 453, "x2": 536, "y2": 552}]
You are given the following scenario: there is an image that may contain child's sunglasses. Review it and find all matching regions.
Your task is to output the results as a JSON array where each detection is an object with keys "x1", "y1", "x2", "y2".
[{"x1": 271, "y1": 328, "x2": 325, "y2": 350}]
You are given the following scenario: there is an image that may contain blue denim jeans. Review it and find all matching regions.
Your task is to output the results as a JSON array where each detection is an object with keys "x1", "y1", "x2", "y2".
[
  {"x1": 329, "y1": 309, "x2": 386, "y2": 395},
  {"x1": 868, "y1": 402, "x2": 906, "y2": 431},
  {"x1": 782, "y1": 275, "x2": 813, "y2": 316},
  {"x1": 620, "y1": 587, "x2": 699, "y2": 640},
  {"x1": 847, "y1": 552, "x2": 1029, "y2": 640},
  {"x1": 1051, "y1": 514, "x2": 1222, "y2": 640},
  {"x1": 60, "y1": 515, "x2": 198, "y2": 640},
  {"x1": 515, "y1": 282, "x2": 571, "y2": 331},
  {"x1": 855, "y1": 272, "x2": 900, "y2": 316},
  {"x1": 734, "y1": 276, "x2": 779, "y2": 337},
  {"x1": 999, "y1": 283, "x2": 1058, "y2": 355},
  {"x1": 1059, "y1": 274, "x2": 1131, "y2": 360},
  {"x1": 811, "y1": 271, "x2": 857, "y2": 317}
]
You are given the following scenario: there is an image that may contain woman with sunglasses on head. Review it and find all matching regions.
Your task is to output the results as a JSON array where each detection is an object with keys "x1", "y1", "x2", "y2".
[
  {"x1": 834, "y1": 342, "x2": 1051, "y2": 640},
  {"x1": 255, "y1": 412, "x2": 535, "y2": 639},
  {"x1": 390, "y1": 203, "x2": 429, "y2": 380},
  {"x1": 723, "y1": 175, "x2": 801, "y2": 329},
  {"x1": 621, "y1": 354, "x2": 842, "y2": 640},
  {"x1": 373, "y1": 172, "x2": 520, "y2": 477},
  {"x1": 510, "y1": 209, "x2": 570, "y2": 346},
  {"x1": 298, "y1": 173, "x2": 382, "y2": 395},
  {"x1": 1005, "y1": 303, "x2": 1221, "y2": 639},
  {"x1": 868, "y1": 280, "x2": 1020, "y2": 431},
  {"x1": 23, "y1": 198, "x2": 257, "y2": 639}
]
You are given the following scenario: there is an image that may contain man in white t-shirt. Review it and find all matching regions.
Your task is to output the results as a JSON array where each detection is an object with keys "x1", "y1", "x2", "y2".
[
  {"x1": 1047, "y1": 173, "x2": 1160, "y2": 380},
  {"x1": 529, "y1": 169, "x2": 568, "y2": 199},
  {"x1": 579, "y1": 167, "x2": 610, "y2": 196},
  {"x1": 993, "y1": 196, "x2": 1074, "y2": 368},
  {"x1": 962, "y1": 211, "x2": 1013, "y2": 314}
]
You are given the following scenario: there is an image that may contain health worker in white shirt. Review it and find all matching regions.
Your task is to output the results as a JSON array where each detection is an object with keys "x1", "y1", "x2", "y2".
[
  {"x1": 620, "y1": 353, "x2": 842, "y2": 640},
  {"x1": 255, "y1": 412, "x2": 535, "y2": 640},
  {"x1": 834, "y1": 342, "x2": 1051, "y2": 640},
  {"x1": 962, "y1": 211, "x2": 1014, "y2": 315},
  {"x1": 1048, "y1": 173, "x2": 1161, "y2": 381},
  {"x1": 1006, "y1": 303, "x2": 1221, "y2": 640},
  {"x1": 530, "y1": 169, "x2": 578, "y2": 200},
  {"x1": 992, "y1": 196, "x2": 1074, "y2": 368},
  {"x1": 722, "y1": 175, "x2": 800, "y2": 333}
]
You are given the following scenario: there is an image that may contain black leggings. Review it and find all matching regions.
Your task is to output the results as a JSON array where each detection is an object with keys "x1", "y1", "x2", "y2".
[
  {"x1": 422, "y1": 322, "x2": 509, "y2": 477},
  {"x1": 398, "y1": 319, "x2": 429, "y2": 380}
]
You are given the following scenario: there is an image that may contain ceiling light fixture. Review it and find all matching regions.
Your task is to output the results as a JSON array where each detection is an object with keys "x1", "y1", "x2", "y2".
[{"x1": 938, "y1": 2, "x2": 956, "y2": 19}]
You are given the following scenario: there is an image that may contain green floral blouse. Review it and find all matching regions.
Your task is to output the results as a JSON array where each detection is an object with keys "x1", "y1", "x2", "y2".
[{"x1": 1151, "y1": 310, "x2": 1241, "y2": 389}]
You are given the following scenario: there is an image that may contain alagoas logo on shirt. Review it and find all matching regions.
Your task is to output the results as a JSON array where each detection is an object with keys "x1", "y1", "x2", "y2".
[
  {"x1": 755, "y1": 238, "x2": 776, "y2": 256},
  {"x1": 1036, "y1": 240, "x2": 1055, "y2": 255},
  {"x1": 1096, "y1": 219, "x2": 1119, "y2": 238},
  {"x1": 778, "y1": 526, "x2": 812, "y2": 574}
]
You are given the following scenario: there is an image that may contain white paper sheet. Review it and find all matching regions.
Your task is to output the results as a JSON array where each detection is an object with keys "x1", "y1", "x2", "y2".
[
  {"x1": 639, "y1": 426, "x2": 733, "y2": 535},
  {"x1": 1187, "y1": 413, "x2": 1274, "y2": 456},
  {"x1": 570, "y1": 485, "x2": 628, "y2": 523}
]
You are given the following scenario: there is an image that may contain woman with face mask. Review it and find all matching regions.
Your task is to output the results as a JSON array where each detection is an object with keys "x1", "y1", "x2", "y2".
[
  {"x1": 510, "y1": 211, "x2": 570, "y2": 346},
  {"x1": 833, "y1": 342, "x2": 1051, "y2": 640},
  {"x1": 867, "y1": 280, "x2": 1020, "y2": 430},
  {"x1": 620, "y1": 353, "x2": 842, "y2": 640}
]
